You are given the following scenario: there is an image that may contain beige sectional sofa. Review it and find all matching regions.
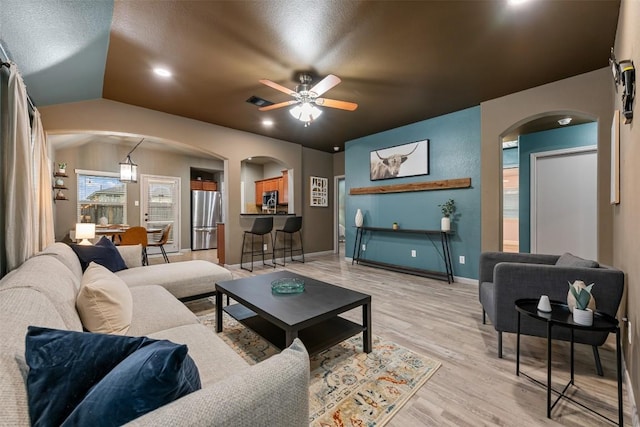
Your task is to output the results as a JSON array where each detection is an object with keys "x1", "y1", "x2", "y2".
[{"x1": 0, "y1": 243, "x2": 309, "y2": 426}]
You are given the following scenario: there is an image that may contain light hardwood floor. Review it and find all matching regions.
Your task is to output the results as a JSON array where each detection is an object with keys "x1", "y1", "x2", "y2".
[{"x1": 152, "y1": 250, "x2": 632, "y2": 426}]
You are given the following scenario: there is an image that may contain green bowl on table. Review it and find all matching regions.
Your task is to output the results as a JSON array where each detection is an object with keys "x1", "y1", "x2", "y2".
[{"x1": 271, "y1": 278, "x2": 305, "y2": 294}]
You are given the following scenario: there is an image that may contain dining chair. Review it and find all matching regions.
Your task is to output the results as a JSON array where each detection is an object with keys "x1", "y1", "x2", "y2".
[
  {"x1": 147, "y1": 224, "x2": 172, "y2": 263},
  {"x1": 118, "y1": 226, "x2": 149, "y2": 265}
]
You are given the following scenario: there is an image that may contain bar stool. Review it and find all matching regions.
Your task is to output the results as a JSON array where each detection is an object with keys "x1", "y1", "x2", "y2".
[
  {"x1": 240, "y1": 217, "x2": 275, "y2": 272},
  {"x1": 274, "y1": 216, "x2": 304, "y2": 266}
]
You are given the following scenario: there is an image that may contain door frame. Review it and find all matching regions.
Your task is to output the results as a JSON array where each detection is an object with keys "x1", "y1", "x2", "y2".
[
  {"x1": 530, "y1": 145, "x2": 597, "y2": 254},
  {"x1": 333, "y1": 175, "x2": 345, "y2": 254},
  {"x1": 140, "y1": 174, "x2": 181, "y2": 254}
]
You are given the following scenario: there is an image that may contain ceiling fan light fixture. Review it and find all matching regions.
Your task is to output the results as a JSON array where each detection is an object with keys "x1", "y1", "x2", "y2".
[
  {"x1": 558, "y1": 117, "x2": 572, "y2": 126},
  {"x1": 290, "y1": 102, "x2": 322, "y2": 124}
]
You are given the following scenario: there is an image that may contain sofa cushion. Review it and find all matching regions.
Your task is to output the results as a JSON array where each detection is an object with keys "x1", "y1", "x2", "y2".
[
  {"x1": 0, "y1": 256, "x2": 83, "y2": 331},
  {"x1": 116, "y1": 260, "x2": 232, "y2": 299},
  {"x1": 76, "y1": 262, "x2": 133, "y2": 335},
  {"x1": 555, "y1": 252, "x2": 599, "y2": 268},
  {"x1": 147, "y1": 323, "x2": 249, "y2": 387},
  {"x1": 127, "y1": 285, "x2": 199, "y2": 336},
  {"x1": 36, "y1": 242, "x2": 84, "y2": 284},
  {"x1": 25, "y1": 326, "x2": 200, "y2": 427},
  {"x1": 71, "y1": 236, "x2": 128, "y2": 272}
]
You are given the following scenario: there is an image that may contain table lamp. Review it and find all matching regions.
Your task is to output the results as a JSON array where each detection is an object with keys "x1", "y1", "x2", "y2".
[{"x1": 75, "y1": 223, "x2": 96, "y2": 245}]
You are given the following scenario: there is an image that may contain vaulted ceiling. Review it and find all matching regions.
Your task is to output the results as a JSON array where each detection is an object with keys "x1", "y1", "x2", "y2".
[{"x1": 1, "y1": 1, "x2": 620, "y2": 152}]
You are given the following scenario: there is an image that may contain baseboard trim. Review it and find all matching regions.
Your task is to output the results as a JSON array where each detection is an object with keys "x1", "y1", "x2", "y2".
[
  {"x1": 623, "y1": 353, "x2": 640, "y2": 426},
  {"x1": 454, "y1": 276, "x2": 478, "y2": 286}
]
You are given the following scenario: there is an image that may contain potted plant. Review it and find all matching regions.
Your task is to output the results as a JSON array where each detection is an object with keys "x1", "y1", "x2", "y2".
[
  {"x1": 568, "y1": 281, "x2": 595, "y2": 326},
  {"x1": 57, "y1": 162, "x2": 67, "y2": 174},
  {"x1": 438, "y1": 199, "x2": 455, "y2": 231}
]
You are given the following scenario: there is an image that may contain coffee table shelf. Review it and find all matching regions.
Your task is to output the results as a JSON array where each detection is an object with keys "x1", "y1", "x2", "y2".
[{"x1": 224, "y1": 303, "x2": 365, "y2": 356}]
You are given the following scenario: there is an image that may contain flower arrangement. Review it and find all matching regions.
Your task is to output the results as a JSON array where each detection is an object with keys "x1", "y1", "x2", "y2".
[{"x1": 439, "y1": 199, "x2": 455, "y2": 217}]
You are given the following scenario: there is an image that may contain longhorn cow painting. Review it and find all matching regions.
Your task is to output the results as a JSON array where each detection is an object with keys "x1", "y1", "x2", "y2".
[{"x1": 369, "y1": 140, "x2": 429, "y2": 181}]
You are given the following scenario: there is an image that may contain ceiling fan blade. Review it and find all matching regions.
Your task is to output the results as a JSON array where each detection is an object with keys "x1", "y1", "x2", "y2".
[
  {"x1": 259, "y1": 79, "x2": 296, "y2": 96},
  {"x1": 258, "y1": 100, "x2": 297, "y2": 111},
  {"x1": 310, "y1": 74, "x2": 341, "y2": 97},
  {"x1": 315, "y1": 98, "x2": 358, "y2": 111}
]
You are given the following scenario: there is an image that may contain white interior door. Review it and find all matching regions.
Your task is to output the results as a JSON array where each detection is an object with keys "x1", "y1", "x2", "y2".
[
  {"x1": 531, "y1": 146, "x2": 597, "y2": 259},
  {"x1": 140, "y1": 174, "x2": 181, "y2": 254}
]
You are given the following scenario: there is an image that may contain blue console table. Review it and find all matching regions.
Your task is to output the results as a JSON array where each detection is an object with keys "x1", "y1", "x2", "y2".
[{"x1": 351, "y1": 226, "x2": 454, "y2": 283}]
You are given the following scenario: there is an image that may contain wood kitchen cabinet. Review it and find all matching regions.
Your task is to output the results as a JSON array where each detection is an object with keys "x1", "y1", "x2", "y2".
[
  {"x1": 255, "y1": 170, "x2": 289, "y2": 206},
  {"x1": 255, "y1": 181, "x2": 264, "y2": 205}
]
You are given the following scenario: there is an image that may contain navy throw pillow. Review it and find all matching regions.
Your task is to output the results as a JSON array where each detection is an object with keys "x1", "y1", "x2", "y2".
[
  {"x1": 25, "y1": 327, "x2": 201, "y2": 427},
  {"x1": 26, "y1": 326, "x2": 154, "y2": 427},
  {"x1": 70, "y1": 236, "x2": 128, "y2": 272},
  {"x1": 62, "y1": 340, "x2": 201, "y2": 426}
]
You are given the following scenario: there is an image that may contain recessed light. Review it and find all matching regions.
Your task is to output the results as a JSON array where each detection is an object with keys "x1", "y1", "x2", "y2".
[
  {"x1": 262, "y1": 119, "x2": 274, "y2": 127},
  {"x1": 247, "y1": 157, "x2": 252, "y2": 161},
  {"x1": 153, "y1": 68, "x2": 172, "y2": 78},
  {"x1": 558, "y1": 117, "x2": 572, "y2": 126},
  {"x1": 508, "y1": 0, "x2": 528, "y2": 5},
  {"x1": 333, "y1": 146, "x2": 340, "y2": 152}
]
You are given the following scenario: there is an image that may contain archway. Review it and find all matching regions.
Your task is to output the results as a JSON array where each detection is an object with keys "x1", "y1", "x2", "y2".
[{"x1": 498, "y1": 112, "x2": 597, "y2": 253}]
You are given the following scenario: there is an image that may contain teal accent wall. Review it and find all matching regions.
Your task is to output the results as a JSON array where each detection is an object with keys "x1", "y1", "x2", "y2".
[
  {"x1": 518, "y1": 122, "x2": 597, "y2": 252},
  {"x1": 345, "y1": 106, "x2": 481, "y2": 280}
]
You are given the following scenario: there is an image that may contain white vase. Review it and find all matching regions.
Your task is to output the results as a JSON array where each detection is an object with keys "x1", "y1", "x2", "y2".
[
  {"x1": 573, "y1": 308, "x2": 593, "y2": 326},
  {"x1": 441, "y1": 217, "x2": 451, "y2": 232},
  {"x1": 355, "y1": 209, "x2": 364, "y2": 227}
]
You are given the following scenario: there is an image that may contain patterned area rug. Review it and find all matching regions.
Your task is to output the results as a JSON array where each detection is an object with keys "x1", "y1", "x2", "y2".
[{"x1": 198, "y1": 312, "x2": 441, "y2": 426}]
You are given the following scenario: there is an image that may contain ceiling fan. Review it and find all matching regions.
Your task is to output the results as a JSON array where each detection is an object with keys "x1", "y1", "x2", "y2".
[{"x1": 258, "y1": 73, "x2": 358, "y2": 125}]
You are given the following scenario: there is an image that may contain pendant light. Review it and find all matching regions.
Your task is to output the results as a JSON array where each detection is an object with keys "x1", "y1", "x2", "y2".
[{"x1": 119, "y1": 138, "x2": 144, "y2": 183}]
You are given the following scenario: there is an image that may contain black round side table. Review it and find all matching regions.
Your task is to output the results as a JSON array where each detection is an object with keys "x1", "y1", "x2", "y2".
[{"x1": 514, "y1": 298, "x2": 623, "y2": 425}]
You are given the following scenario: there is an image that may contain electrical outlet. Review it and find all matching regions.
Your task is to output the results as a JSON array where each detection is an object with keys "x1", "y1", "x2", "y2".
[
  {"x1": 411, "y1": 250, "x2": 417, "y2": 257},
  {"x1": 459, "y1": 256, "x2": 466, "y2": 264},
  {"x1": 134, "y1": 200, "x2": 139, "y2": 206},
  {"x1": 263, "y1": 244, "x2": 268, "y2": 251},
  {"x1": 362, "y1": 244, "x2": 366, "y2": 251}
]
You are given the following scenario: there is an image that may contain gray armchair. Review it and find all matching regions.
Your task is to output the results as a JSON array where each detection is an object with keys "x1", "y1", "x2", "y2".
[{"x1": 479, "y1": 251, "x2": 624, "y2": 375}]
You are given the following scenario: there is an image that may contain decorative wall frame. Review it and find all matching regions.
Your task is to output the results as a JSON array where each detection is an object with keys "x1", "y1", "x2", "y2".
[
  {"x1": 369, "y1": 139, "x2": 429, "y2": 181},
  {"x1": 611, "y1": 109, "x2": 620, "y2": 204},
  {"x1": 310, "y1": 176, "x2": 328, "y2": 207}
]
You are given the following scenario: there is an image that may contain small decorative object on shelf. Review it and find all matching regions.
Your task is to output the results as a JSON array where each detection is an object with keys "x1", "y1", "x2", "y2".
[
  {"x1": 271, "y1": 278, "x2": 305, "y2": 294},
  {"x1": 392, "y1": 222, "x2": 399, "y2": 230},
  {"x1": 568, "y1": 281, "x2": 595, "y2": 326},
  {"x1": 439, "y1": 198, "x2": 455, "y2": 232},
  {"x1": 57, "y1": 162, "x2": 67, "y2": 175},
  {"x1": 55, "y1": 190, "x2": 66, "y2": 200},
  {"x1": 55, "y1": 178, "x2": 64, "y2": 187},
  {"x1": 355, "y1": 208, "x2": 364, "y2": 227}
]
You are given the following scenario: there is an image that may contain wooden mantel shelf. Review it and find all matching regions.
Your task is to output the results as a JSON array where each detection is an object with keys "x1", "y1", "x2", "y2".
[{"x1": 349, "y1": 177, "x2": 471, "y2": 195}]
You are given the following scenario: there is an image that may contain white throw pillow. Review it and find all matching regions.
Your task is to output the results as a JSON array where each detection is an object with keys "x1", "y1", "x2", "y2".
[
  {"x1": 116, "y1": 244, "x2": 143, "y2": 268},
  {"x1": 76, "y1": 262, "x2": 133, "y2": 335}
]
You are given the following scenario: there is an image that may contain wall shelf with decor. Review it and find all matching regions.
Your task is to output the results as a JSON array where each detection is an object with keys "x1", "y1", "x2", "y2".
[{"x1": 53, "y1": 172, "x2": 69, "y2": 201}]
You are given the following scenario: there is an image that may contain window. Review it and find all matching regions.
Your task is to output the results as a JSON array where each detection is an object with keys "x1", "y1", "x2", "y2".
[{"x1": 77, "y1": 170, "x2": 127, "y2": 225}]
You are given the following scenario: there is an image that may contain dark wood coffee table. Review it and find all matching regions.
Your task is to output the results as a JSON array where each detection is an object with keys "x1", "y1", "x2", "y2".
[{"x1": 215, "y1": 271, "x2": 372, "y2": 355}]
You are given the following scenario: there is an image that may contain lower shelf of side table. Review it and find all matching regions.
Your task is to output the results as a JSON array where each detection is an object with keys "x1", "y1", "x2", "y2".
[{"x1": 223, "y1": 304, "x2": 365, "y2": 356}]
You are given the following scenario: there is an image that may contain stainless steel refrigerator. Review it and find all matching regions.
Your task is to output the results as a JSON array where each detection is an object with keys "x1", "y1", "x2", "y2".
[{"x1": 191, "y1": 190, "x2": 222, "y2": 250}]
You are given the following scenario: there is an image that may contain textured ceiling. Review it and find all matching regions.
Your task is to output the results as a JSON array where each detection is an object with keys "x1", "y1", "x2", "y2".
[{"x1": 1, "y1": 1, "x2": 621, "y2": 152}]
